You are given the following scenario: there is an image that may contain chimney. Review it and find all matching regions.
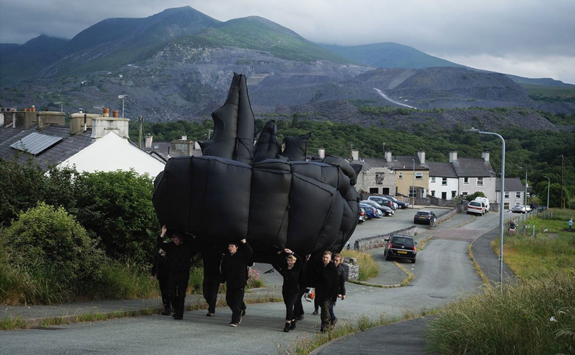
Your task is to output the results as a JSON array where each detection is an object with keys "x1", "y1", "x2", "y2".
[
  {"x1": 145, "y1": 134, "x2": 153, "y2": 149},
  {"x1": 181, "y1": 135, "x2": 187, "y2": 141},
  {"x1": 351, "y1": 149, "x2": 359, "y2": 161},
  {"x1": 385, "y1": 150, "x2": 392, "y2": 162},
  {"x1": 69, "y1": 112, "x2": 95, "y2": 135},
  {"x1": 417, "y1": 149, "x2": 425, "y2": 164},
  {"x1": 112, "y1": 110, "x2": 119, "y2": 118},
  {"x1": 482, "y1": 148, "x2": 490, "y2": 162},
  {"x1": 318, "y1": 148, "x2": 325, "y2": 159},
  {"x1": 449, "y1": 150, "x2": 458, "y2": 163},
  {"x1": 103, "y1": 108, "x2": 110, "y2": 117}
]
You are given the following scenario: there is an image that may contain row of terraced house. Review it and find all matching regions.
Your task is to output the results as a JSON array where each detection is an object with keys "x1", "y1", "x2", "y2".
[{"x1": 349, "y1": 148, "x2": 526, "y2": 211}]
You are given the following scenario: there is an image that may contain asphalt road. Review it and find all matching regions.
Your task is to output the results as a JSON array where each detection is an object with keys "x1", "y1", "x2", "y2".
[{"x1": 0, "y1": 209, "x2": 509, "y2": 355}]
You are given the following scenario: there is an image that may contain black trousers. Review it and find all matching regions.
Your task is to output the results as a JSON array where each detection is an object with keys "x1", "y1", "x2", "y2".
[
  {"x1": 293, "y1": 287, "x2": 306, "y2": 318},
  {"x1": 283, "y1": 288, "x2": 300, "y2": 321},
  {"x1": 226, "y1": 287, "x2": 245, "y2": 324},
  {"x1": 203, "y1": 277, "x2": 219, "y2": 314},
  {"x1": 169, "y1": 272, "x2": 189, "y2": 317},
  {"x1": 158, "y1": 276, "x2": 170, "y2": 310}
]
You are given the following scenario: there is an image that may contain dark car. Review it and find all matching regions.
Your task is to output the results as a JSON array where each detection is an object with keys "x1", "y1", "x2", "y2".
[
  {"x1": 367, "y1": 196, "x2": 396, "y2": 210},
  {"x1": 383, "y1": 195, "x2": 409, "y2": 209},
  {"x1": 360, "y1": 205, "x2": 380, "y2": 219},
  {"x1": 384, "y1": 234, "x2": 417, "y2": 263},
  {"x1": 413, "y1": 210, "x2": 437, "y2": 225}
]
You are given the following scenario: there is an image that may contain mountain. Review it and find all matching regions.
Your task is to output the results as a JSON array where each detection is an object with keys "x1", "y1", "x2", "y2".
[
  {"x1": 0, "y1": 6, "x2": 573, "y2": 127},
  {"x1": 321, "y1": 42, "x2": 463, "y2": 69}
]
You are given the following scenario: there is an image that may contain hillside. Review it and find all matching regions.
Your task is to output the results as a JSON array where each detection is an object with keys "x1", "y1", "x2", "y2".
[{"x1": 1, "y1": 6, "x2": 574, "y2": 127}]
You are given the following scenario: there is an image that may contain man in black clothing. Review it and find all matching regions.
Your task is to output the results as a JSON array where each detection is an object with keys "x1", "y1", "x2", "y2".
[
  {"x1": 314, "y1": 250, "x2": 339, "y2": 332},
  {"x1": 157, "y1": 225, "x2": 198, "y2": 320},
  {"x1": 329, "y1": 253, "x2": 346, "y2": 327},
  {"x1": 150, "y1": 247, "x2": 171, "y2": 315},
  {"x1": 220, "y1": 239, "x2": 253, "y2": 327},
  {"x1": 200, "y1": 241, "x2": 225, "y2": 317}
]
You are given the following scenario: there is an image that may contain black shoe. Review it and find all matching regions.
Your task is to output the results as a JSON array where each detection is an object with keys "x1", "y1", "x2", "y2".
[
  {"x1": 242, "y1": 308, "x2": 246, "y2": 316},
  {"x1": 320, "y1": 323, "x2": 327, "y2": 333},
  {"x1": 289, "y1": 321, "x2": 296, "y2": 330},
  {"x1": 295, "y1": 315, "x2": 304, "y2": 321},
  {"x1": 206, "y1": 312, "x2": 215, "y2": 317},
  {"x1": 283, "y1": 322, "x2": 290, "y2": 332},
  {"x1": 312, "y1": 310, "x2": 318, "y2": 315},
  {"x1": 331, "y1": 317, "x2": 338, "y2": 326},
  {"x1": 161, "y1": 310, "x2": 171, "y2": 316},
  {"x1": 173, "y1": 315, "x2": 183, "y2": 320}
]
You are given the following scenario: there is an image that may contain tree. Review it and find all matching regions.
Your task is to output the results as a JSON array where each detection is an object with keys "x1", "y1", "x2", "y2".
[{"x1": 74, "y1": 170, "x2": 159, "y2": 265}]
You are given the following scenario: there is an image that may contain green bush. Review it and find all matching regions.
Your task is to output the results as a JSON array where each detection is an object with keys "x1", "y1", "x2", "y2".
[
  {"x1": 74, "y1": 170, "x2": 159, "y2": 265},
  {"x1": 2, "y1": 202, "x2": 105, "y2": 303},
  {"x1": 426, "y1": 273, "x2": 575, "y2": 355}
]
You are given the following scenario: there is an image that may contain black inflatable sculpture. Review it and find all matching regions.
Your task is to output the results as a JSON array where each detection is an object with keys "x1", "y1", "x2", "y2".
[{"x1": 153, "y1": 73, "x2": 360, "y2": 263}]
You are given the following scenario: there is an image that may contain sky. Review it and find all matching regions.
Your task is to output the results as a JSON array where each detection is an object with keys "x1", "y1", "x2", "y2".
[{"x1": 1, "y1": 0, "x2": 574, "y2": 84}]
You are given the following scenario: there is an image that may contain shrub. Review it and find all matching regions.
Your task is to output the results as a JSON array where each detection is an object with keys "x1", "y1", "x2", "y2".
[
  {"x1": 426, "y1": 273, "x2": 575, "y2": 355},
  {"x1": 2, "y1": 202, "x2": 105, "y2": 303}
]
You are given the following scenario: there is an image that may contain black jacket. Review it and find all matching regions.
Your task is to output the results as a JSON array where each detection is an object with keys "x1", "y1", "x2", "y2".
[
  {"x1": 221, "y1": 242, "x2": 253, "y2": 290},
  {"x1": 336, "y1": 263, "x2": 346, "y2": 296},
  {"x1": 150, "y1": 251, "x2": 169, "y2": 281},
  {"x1": 157, "y1": 236, "x2": 198, "y2": 274},
  {"x1": 276, "y1": 252, "x2": 307, "y2": 293},
  {"x1": 314, "y1": 261, "x2": 339, "y2": 302}
]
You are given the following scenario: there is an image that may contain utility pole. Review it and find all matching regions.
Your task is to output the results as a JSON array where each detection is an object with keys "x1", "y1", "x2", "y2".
[{"x1": 138, "y1": 115, "x2": 143, "y2": 149}]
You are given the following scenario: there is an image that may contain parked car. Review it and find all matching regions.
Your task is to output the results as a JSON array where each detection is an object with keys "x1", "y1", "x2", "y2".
[
  {"x1": 473, "y1": 197, "x2": 490, "y2": 212},
  {"x1": 384, "y1": 234, "x2": 417, "y2": 263},
  {"x1": 525, "y1": 204, "x2": 532, "y2": 212},
  {"x1": 382, "y1": 195, "x2": 409, "y2": 209},
  {"x1": 367, "y1": 196, "x2": 396, "y2": 209},
  {"x1": 413, "y1": 210, "x2": 437, "y2": 225},
  {"x1": 511, "y1": 203, "x2": 527, "y2": 214},
  {"x1": 360, "y1": 205, "x2": 381, "y2": 219},
  {"x1": 361, "y1": 200, "x2": 394, "y2": 216},
  {"x1": 467, "y1": 201, "x2": 485, "y2": 216},
  {"x1": 358, "y1": 208, "x2": 366, "y2": 223}
]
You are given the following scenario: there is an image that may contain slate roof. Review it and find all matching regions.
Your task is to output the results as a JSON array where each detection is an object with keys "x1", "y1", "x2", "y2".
[
  {"x1": 381, "y1": 156, "x2": 428, "y2": 170},
  {"x1": 451, "y1": 158, "x2": 493, "y2": 177},
  {"x1": 427, "y1": 162, "x2": 458, "y2": 178},
  {"x1": 496, "y1": 178, "x2": 525, "y2": 192},
  {"x1": 0, "y1": 124, "x2": 92, "y2": 170}
]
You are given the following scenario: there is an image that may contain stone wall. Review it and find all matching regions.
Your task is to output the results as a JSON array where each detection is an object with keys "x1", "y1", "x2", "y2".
[{"x1": 353, "y1": 226, "x2": 418, "y2": 251}]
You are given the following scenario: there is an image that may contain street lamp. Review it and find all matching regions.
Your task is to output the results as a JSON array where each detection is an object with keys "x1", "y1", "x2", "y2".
[
  {"x1": 543, "y1": 175, "x2": 550, "y2": 209},
  {"x1": 412, "y1": 158, "x2": 415, "y2": 208},
  {"x1": 465, "y1": 127, "x2": 505, "y2": 289},
  {"x1": 118, "y1": 95, "x2": 128, "y2": 118}
]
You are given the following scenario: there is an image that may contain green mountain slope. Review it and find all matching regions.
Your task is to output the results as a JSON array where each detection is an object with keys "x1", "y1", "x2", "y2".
[{"x1": 321, "y1": 42, "x2": 462, "y2": 69}]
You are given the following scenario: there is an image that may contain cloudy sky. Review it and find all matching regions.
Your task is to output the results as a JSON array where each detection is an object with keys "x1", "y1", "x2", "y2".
[{"x1": 1, "y1": 0, "x2": 574, "y2": 83}]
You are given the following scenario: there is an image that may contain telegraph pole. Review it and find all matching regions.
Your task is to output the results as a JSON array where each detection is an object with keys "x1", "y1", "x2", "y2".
[
  {"x1": 138, "y1": 115, "x2": 143, "y2": 149},
  {"x1": 560, "y1": 154, "x2": 564, "y2": 208}
]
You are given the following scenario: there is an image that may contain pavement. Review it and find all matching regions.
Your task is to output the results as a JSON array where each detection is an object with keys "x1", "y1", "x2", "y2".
[{"x1": 0, "y1": 211, "x2": 511, "y2": 355}]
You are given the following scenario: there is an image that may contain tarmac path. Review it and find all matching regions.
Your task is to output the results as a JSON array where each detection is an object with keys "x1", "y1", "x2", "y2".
[{"x1": 0, "y1": 209, "x2": 510, "y2": 355}]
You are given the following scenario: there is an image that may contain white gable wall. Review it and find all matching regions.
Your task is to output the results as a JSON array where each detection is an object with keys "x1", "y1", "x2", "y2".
[
  {"x1": 429, "y1": 177, "x2": 459, "y2": 200},
  {"x1": 58, "y1": 132, "x2": 165, "y2": 178}
]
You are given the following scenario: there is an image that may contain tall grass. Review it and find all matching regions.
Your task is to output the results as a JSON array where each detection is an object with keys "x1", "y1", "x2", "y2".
[
  {"x1": 341, "y1": 250, "x2": 379, "y2": 281},
  {"x1": 425, "y1": 273, "x2": 575, "y2": 355}
]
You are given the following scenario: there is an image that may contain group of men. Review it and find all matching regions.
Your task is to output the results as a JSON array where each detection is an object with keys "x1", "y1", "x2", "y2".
[{"x1": 151, "y1": 225, "x2": 346, "y2": 332}]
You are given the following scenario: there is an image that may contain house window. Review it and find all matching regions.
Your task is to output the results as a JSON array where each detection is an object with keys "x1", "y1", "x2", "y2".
[
  {"x1": 431, "y1": 177, "x2": 436, "y2": 183},
  {"x1": 463, "y1": 177, "x2": 469, "y2": 184},
  {"x1": 477, "y1": 177, "x2": 484, "y2": 186},
  {"x1": 415, "y1": 172, "x2": 423, "y2": 180},
  {"x1": 505, "y1": 192, "x2": 509, "y2": 199},
  {"x1": 442, "y1": 192, "x2": 447, "y2": 200},
  {"x1": 516, "y1": 192, "x2": 521, "y2": 198},
  {"x1": 398, "y1": 172, "x2": 403, "y2": 179},
  {"x1": 462, "y1": 192, "x2": 468, "y2": 196},
  {"x1": 504, "y1": 202, "x2": 510, "y2": 210},
  {"x1": 375, "y1": 172, "x2": 384, "y2": 185},
  {"x1": 442, "y1": 178, "x2": 447, "y2": 186},
  {"x1": 369, "y1": 188, "x2": 379, "y2": 194},
  {"x1": 451, "y1": 191, "x2": 456, "y2": 198},
  {"x1": 431, "y1": 190, "x2": 435, "y2": 197}
]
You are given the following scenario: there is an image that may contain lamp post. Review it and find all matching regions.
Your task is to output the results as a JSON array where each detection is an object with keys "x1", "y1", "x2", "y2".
[
  {"x1": 524, "y1": 169, "x2": 528, "y2": 207},
  {"x1": 465, "y1": 128, "x2": 505, "y2": 289},
  {"x1": 118, "y1": 95, "x2": 128, "y2": 118},
  {"x1": 412, "y1": 158, "x2": 415, "y2": 208},
  {"x1": 543, "y1": 175, "x2": 550, "y2": 209}
]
